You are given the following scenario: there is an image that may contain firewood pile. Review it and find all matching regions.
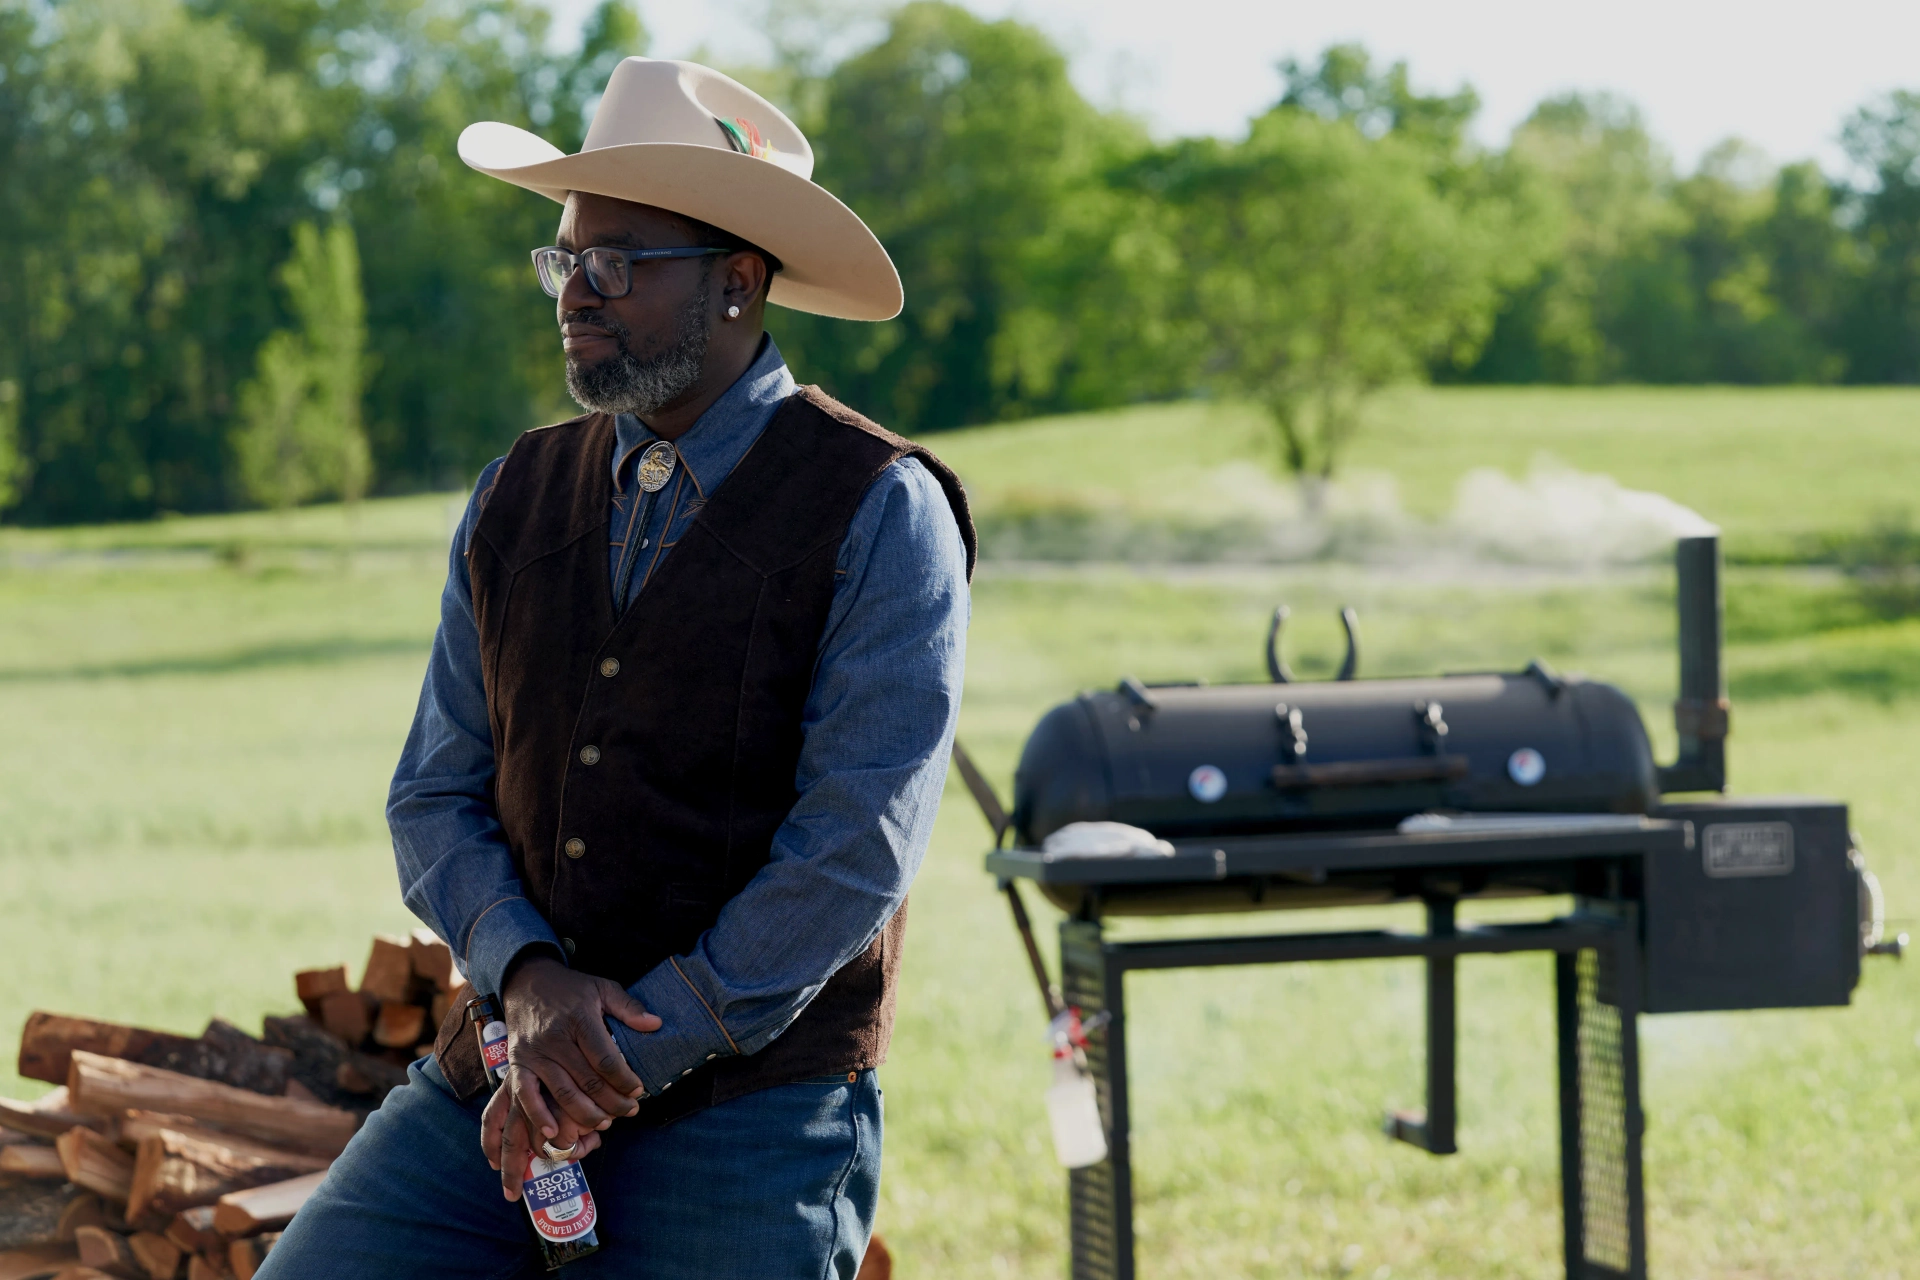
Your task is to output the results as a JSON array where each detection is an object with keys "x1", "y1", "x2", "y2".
[{"x1": 0, "y1": 930, "x2": 466, "y2": 1280}]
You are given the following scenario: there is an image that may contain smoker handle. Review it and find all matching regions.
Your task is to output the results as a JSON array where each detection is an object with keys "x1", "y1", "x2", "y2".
[
  {"x1": 951, "y1": 738, "x2": 1011, "y2": 847},
  {"x1": 1270, "y1": 756, "x2": 1471, "y2": 789}
]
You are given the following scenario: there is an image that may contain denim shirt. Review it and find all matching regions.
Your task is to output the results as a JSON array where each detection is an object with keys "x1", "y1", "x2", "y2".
[{"x1": 386, "y1": 336, "x2": 970, "y2": 1096}]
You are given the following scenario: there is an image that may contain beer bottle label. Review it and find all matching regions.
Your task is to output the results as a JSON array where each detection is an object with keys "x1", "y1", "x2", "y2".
[
  {"x1": 480, "y1": 1019, "x2": 509, "y2": 1083},
  {"x1": 522, "y1": 1155, "x2": 598, "y2": 1244}
]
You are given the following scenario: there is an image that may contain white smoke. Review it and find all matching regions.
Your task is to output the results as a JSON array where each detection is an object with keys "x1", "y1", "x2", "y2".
[
  {"x1": 975, "y1": 454, "x2": 1720, "y2": 569},
  {"x1": 1444, "y1": 459, "x2": 1720, "y2": 567}
]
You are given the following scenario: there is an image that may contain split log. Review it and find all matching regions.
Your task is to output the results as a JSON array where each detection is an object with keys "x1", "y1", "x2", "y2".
[
  {"x1": 0, "y1": 1147, "x2": 66, "y2": 1180},
  {"x1": 292, "y1": 969, "x2": 348, "y2": 1022},
  {"x1": 116, "y1": 1116, "x2": 327, "y2": 1177},
  {"x1": 169, "y1": 1026, "x2": 290, "y2": 1099},
  {"x1": 124, "y1": 1234, "x2": 179, "y2": 1280},
  {"x1": 51, "y1": 1267, "x2": 118, "y2": 1280},
  {"x1": 184, "y1": 1257, "x2": 228, "y2": 1280},
  {"x1": 358, "y1": 937, "x2": 415, "y2": 1005},
  {"x1": 279, "y1": 1081, "x2": 319, "y2": 1106},
  {"x1": 0, "y1": 1182, "x2": 93, "y2": 1250},
  {"x1": 66, "y1": 1054, "x2": 356, "y2": 1157},
  {"x1": 210, "y1": 1173, "x2": 324, "y2": 1237},
  {"x1": 255, "y1": 1020, "x2": 363, "y2": 1116},
  {"x1": 54, "y1": 1129, "x2": 133, "y2": 1202},
  {"x1": 71, "y1": 1229, "x2": 139, "y2": 1279},
  {"x1": 223, "y1": 1234, "x2": 278, "y2": 1280},
  {"x1": 126, "y1": 1132, "x2": 329, "y2": 1232},
  {"x1": 408, "y1": 930, "x2": 455, "y2": 992},
  {"x1": 315, "y1": 994, "x2": 369, "y2": 1048},
  {"x1": 0, "y1": 1098, "x2": 104, "y2": 1143},
  {"x1": 160, "y1": 1211, "x2": 215, "y2": 1258},
  {"x1": 19, "y1": 1017, "x2": 288, "y2": 1099},
  {"x1": 0, "y1": 1244, "x2": 78, "y2": 1280},
  {"x1": 18, "y1": 1018, "x2": 198, "y2": 1090},
  {"x1": 370, "y1": 1003, "x2": 424, "y2": 1051}
]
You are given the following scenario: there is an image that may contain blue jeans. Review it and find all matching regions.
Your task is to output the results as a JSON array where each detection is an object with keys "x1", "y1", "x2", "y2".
[{"x1": 258, "y1": 1058, "x2": 882, "y2": 1280}]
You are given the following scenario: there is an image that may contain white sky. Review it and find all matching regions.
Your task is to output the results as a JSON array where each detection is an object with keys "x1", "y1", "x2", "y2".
[{"x1": 548, "y1": 0, "x2": 1920, "y2": 175}]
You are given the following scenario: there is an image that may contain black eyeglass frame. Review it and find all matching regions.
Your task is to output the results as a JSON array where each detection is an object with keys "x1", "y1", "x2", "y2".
[{"x1": 532, "y1": 244, "x2": 733, "y2": 300}]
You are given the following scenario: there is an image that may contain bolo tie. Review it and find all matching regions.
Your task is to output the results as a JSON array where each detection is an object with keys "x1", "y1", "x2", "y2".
[{"x1": 614, "y1": 439, "x2": 678, "y2": 608}]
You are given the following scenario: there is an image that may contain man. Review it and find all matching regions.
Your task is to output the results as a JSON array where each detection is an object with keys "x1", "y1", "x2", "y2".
[{"x1": 260, "y1": 58, "x2": 972, "y2": 1279}]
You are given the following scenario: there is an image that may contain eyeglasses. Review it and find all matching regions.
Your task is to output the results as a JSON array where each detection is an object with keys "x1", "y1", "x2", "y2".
[{"x1": 532, "y1": 245, "x2": 731, "y2": 300}]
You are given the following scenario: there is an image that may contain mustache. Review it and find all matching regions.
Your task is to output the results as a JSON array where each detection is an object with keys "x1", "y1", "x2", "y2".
[{"x1": 560, "y1": 309, "x2": 634, "y2": 346}]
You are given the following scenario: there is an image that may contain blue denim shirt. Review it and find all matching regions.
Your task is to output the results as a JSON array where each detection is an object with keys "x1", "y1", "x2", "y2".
[{"x1": 387, "y1": 336, "x2": 969, "y2": 1096}]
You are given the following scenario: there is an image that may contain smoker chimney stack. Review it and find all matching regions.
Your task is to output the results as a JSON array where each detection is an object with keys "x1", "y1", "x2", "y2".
[{"x1": 1658, "y1": 534, "x2": 1728, "y2": 794}]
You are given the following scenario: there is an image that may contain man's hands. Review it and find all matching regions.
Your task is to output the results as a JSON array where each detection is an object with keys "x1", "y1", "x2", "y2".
[{"x1": 482, "y1": 955, "x2": 660, "y2": 1199}]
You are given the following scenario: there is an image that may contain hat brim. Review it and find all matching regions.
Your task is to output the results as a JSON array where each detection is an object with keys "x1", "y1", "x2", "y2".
[{"x1": 459, "y1": 122, "x2": 901, "y2": 322}]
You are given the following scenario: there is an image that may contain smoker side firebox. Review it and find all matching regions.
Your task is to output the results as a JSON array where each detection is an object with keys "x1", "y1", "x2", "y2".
[{"x1": 969, "y1": 535, "x2": 1901, "y2": 1280}]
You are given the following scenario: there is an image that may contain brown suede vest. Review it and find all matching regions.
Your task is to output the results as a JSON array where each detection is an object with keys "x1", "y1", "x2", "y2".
[{"x1": 431, "y1": 386, "x2": 975, "y2": 1118}]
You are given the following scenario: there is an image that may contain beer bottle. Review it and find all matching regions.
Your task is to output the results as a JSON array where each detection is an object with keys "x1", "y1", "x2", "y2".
[{"x1": 466, "y1": 997, "x2": 602, "y2": 1270}]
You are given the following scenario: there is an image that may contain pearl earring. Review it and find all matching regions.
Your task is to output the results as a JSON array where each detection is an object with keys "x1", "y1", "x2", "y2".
[{"x1": 727, "y1": 305, "x2": 741, "y2": 319}]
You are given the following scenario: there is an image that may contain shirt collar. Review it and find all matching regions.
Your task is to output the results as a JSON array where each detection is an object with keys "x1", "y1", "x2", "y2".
[{"x1": 611, "y1": 334, "x2": 796, "y2": 494}]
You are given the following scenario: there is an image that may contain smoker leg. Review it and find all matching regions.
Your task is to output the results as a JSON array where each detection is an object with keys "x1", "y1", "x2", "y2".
[
  {"x1": 1060, "y1": 920, "x2": 1132, "y2": 1280},
  {"x1": 1385, "y1": 897, "x2": 1458, "y2": 1154},
  {"x1": 1555, "y1": 938, "x2": 1649, "y2": 1280}
]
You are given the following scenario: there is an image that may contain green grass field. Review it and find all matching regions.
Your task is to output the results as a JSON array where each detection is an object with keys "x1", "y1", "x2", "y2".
[{"x1": 1, "y1": 387, "x2": 1915, "y2": 1277}]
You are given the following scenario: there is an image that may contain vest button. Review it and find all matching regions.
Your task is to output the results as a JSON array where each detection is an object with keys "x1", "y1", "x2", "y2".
[
  {"x1": 562, "y1": 937, "x2": 576, "y2": 957},
  {"x1": 599, "y1": 657, "x2": 620, "y2": 678},
  {"x1": 564, "y1": 838, "x2": 586, "y2": 859},
  {"x1": 578, "y1": 745, "x2": 601, "y2": 766}
]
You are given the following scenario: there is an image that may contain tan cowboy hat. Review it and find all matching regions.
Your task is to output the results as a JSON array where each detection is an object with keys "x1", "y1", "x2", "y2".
[{"x1": 458, "y1": 58, "x2": 901, "y2": 322}]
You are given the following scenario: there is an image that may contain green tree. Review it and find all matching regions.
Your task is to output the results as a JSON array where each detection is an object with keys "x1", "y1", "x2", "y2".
[
  {"x1": 0, "y1": 0, "x2": 309, "y2": 522},
  {"x1": 1840, "y1": 91, "x2": 1920, "y2": 382},
  {"x1": 772, "y1": 1, "x2": 1184, "y2": 430},
  {"x1": 235, "y1": 221, "x2": 372, "y2": 507},
  {"x1": 1278, "y1": 43, "x2": 1479, "y2": 155},
  {"x1": 1667, "y1": 142, "x2": 1844, "y2": 383},
  {"x1": 1141, "y1": 90, "x2": 1538, "y2": 481},
  {"x1": 211, "y1": 0, "x2": 650, "y2": 490},
  {"x1": 1468, "y1": 94, "x2": 1675, "y2": 382}
]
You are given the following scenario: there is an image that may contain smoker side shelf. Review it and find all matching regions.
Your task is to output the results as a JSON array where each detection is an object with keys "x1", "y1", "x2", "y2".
[{"x1": 986, "y1": 818, "x2": 1693, "y2": 886}]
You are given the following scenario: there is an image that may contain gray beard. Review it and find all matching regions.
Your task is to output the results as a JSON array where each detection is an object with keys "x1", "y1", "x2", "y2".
[{"x1": 563, "y1": 279, "x2": 711, "y2": 417}]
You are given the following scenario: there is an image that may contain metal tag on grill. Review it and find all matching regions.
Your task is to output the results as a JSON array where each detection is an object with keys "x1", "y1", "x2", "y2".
[
  {"x1": 1701, "y1": 822, "x2": 1794, "y2": 878},
  {"x1": 636, "y1": 441, "x2": 677, "y2": 493}
]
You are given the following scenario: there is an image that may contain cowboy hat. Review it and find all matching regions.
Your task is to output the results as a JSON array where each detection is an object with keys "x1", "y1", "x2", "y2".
[{"x1": 458, "y1": 58, "x2": 901, "y2": 322}]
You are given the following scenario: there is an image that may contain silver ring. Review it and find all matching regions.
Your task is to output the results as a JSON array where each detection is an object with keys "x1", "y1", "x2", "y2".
[{"x1": 540, "y1": 1140, "x2": 578, "y2": 1161}]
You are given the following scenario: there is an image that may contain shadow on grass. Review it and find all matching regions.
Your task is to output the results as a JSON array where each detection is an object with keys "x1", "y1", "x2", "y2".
[
  {"x1": 0, "y1": 635, "x2": 429, "y2": 683},
  {"x1": 1731, "y1": 626, "x2": 1920, "y2": 704}
]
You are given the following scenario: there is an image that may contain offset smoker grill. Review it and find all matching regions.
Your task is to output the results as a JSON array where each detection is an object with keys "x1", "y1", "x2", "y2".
[{"x1": 963, "y1": 535, "x2": 1901, "y2": 1280}]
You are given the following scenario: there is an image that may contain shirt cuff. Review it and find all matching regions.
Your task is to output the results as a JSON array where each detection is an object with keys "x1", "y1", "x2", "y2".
[
  {"x1": 605, "y1": 960, "x2": 736, "y2": 1095},
  {"x1": 463, "y1": 895, "x2": 566, "y2": 999}
]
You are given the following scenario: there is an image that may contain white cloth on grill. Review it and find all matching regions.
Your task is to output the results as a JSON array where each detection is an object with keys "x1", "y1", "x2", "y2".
[{"x1": 1041, "y1": 821, "x2": 1176, "y2": 858}]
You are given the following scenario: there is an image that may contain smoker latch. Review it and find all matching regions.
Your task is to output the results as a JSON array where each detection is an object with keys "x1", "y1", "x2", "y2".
[{"x1": 1274, "y1": 703, "x2": 1308, "y2": 762}]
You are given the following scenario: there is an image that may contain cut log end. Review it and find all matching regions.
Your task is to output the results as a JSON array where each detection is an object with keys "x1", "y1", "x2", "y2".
[
  {"x1": 125, "y1": 1231, "x2": 181, "y2": 1280},
  {"x1": 291, "y1": 968, "x2": 348, "y2": 1022},
  {"x1": 357, "y1": 937, "x2": 414, "y2": 1006},
  {"x1": 0, "y1": 1146, "x2": 67, "y2": 1181},
  {"x1": 54, "y1": 1128, "x2": 134, "y2": 1203},
  {"x1": 211, "y1": 1172, "x2": 325, "y2": 1237},
  {"x1": 370, "y1": 1004, "x2": 425, "y2": 1051}
]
